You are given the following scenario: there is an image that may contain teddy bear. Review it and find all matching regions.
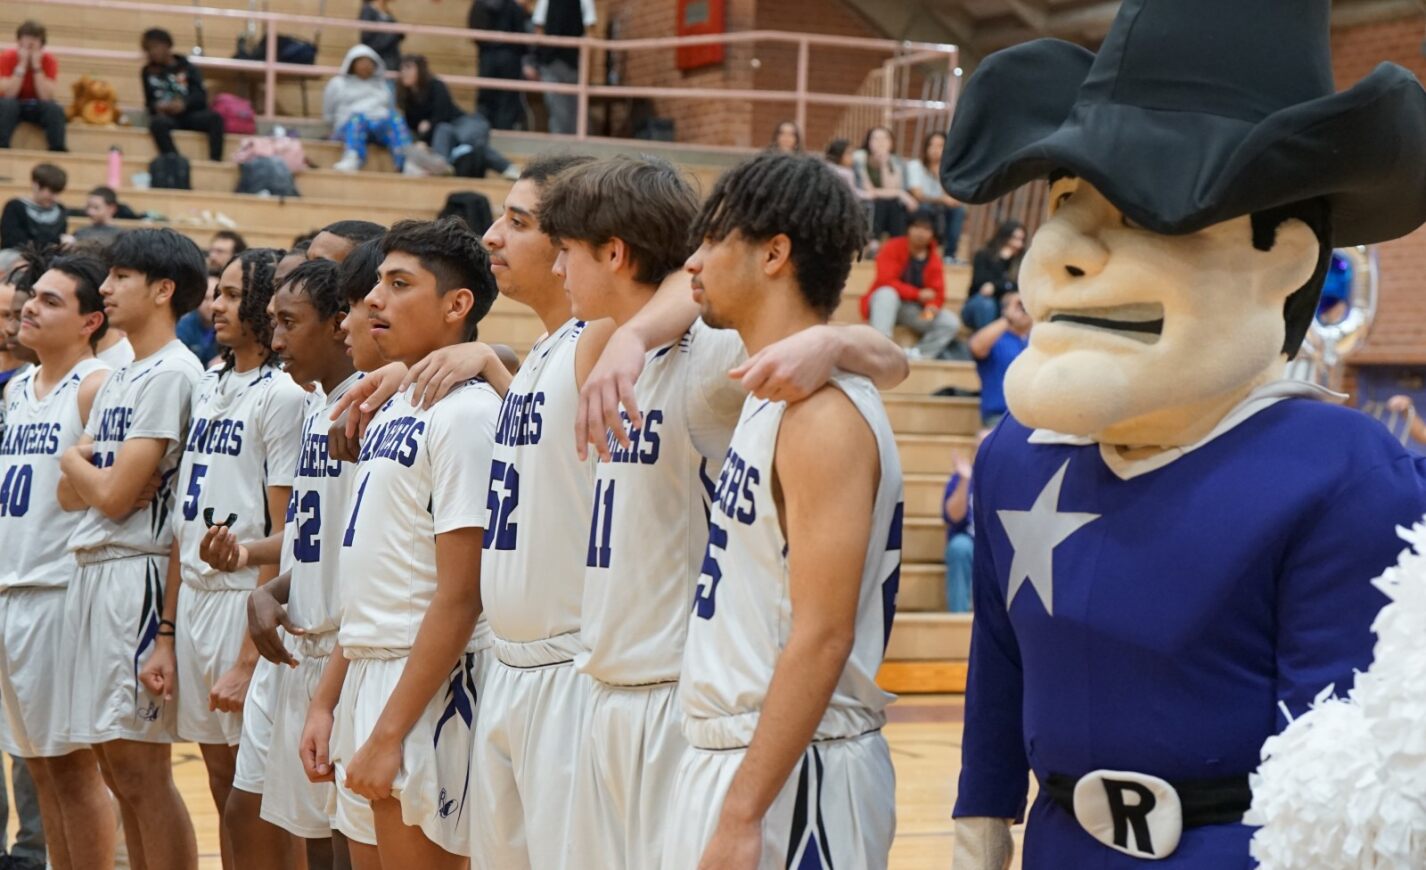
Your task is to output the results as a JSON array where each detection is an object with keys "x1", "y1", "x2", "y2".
[
  {"x1": 67, "y1": 75, "x2": 120, "y2": 126},
  {"x1": 938, "y1": 0, "x2": 1426, "y2": 866}
]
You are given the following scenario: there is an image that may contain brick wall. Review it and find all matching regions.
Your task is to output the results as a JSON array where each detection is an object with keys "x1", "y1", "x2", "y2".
[
  {"x1": 613, "y1": 0, "x2": 893, "y2": 149},
  {"x1": 1332, "y1": 15, "x2": 1426, "y2": 365}
]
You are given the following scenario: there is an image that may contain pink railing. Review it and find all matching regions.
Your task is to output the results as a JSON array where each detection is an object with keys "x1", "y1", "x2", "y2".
[{"x1": 29, "y1": 0, "x2": 958, "y2": 147}]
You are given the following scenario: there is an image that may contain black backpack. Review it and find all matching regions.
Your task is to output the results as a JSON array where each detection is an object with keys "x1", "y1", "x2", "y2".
[
  {"x1": 236, "y1": 157, "x2": 300, "y2": 197},
  {"x1": 437, "y1": 192, "x2": 494, "y2": 235},
  {"x1": 149, "y1": 152, "x2": 192, "y2": 190}
]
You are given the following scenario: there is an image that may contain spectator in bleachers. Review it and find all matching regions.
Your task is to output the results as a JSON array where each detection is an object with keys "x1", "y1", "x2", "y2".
[
  {"x1": 769, "y1": 120, "x2": 802, "y2": 153},
  {"x1": 306, "y1": 218, "x2": 385, "y2": 262},
  {"x1": 853, "y1": 126, "x2": 916, "y2": 242},
  {"x1": 141, "y1": 28, "x2": 225, "y2": 162},
  {"x1": 398, "y1": 54, "x2": 520, "y2": 179},
  {"x1": 863, "y1": 208, "x2": 961, "y2": 360},
  {"x1": 527, "y1": 0, "x2": 596, "y2": 135},
  {"x1": 969, "y1": 289, "x2": 1031, "y2": 427},
  {"x1": 908, "y1": 132, "x2": 965, "y2": 264},
  {"x1": 0, "y1": 163, "x2": 66, "y2": 251},
  {"x1": 0, "y1": 21, "x2": 66, "y2": 153},
  {"x1": 359, "y1": 0, "x2": 405, "y2": 74},
  {"x1": 206, "y1": 229, "x2": 247, "y2": 272},
  {"x1": 961, "y1": 219, "x2": 1026, "y2": 332},
  {"x1": 177, "y1": 267, "x2": 220, "y2": 366},
  {"x1": 326, "y1": 44, "x2": 413, "y2": 173},
  {"x1": 469, "y1": 0, "x2": 532, "y2": 130},
  {"x1": 74, "y1": 186, "x2": 123, "y2": 246},
  {"x1": 942, "y1": 429, "x2": 988, "y2": 614}
]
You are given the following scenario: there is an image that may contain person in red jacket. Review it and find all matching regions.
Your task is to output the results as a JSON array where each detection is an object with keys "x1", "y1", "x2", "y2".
[{"x1": 863, "y1": 208, "x2": 961, "y2": 359}]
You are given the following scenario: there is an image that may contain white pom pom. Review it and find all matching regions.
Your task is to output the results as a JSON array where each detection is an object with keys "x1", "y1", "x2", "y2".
[{"x1": 1249, "y1": 518, "x2": 1426, "y2": 869}]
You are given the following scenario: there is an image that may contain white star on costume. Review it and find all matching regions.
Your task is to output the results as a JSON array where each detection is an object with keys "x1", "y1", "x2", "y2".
[{"x1": 997, "y1": 459, "x2": 1100, "y2": 616}]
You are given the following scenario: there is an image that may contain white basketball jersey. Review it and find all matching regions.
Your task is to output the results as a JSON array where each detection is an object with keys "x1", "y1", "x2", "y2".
[
  {"x1": 679, "y1": 374, "x2": 904, "y2": 748},
  {"x1": 0, "y1": 358, "x2": 110, "y2": 588},
  {"x1": 69, "y1": 339, "x2": 205, "y2": 558},
  {"x1": 339, "y1": 379, "x2": 501, "y2": 652},
  {"x1": 98, "y1": 337, "x2": 135, "y2": 369},
  {"x1": 173, "y1": 362, "x2": 306, "y2": 591},
  {"x1": 576, "y1": 320, "x2": 747, "y2": 686},
  {"x1": 481, "y1": 319, "x2": 596, "y2": 656},
  {"x1": 284, "y1": 372, "x2": 361, "y2": 635}
]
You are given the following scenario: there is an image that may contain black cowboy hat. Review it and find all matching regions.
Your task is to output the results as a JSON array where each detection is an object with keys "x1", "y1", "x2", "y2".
[{"x1": 940, "y1": 0, "x2": 1426, "y2": 247}]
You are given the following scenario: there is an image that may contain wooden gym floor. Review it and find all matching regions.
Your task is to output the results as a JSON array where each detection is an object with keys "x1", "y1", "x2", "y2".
[{"x1": 7, "y1": 695, "x2": 1023, "y2": 868}]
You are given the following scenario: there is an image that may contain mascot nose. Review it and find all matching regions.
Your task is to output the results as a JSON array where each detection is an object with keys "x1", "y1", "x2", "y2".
[{"x1": 1038, "y1": 221, "x2": 1109, "y2": 283}]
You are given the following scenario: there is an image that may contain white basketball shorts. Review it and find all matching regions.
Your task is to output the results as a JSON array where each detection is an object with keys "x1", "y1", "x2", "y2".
[
  {"x1": 175, "y1": 585, "x2": 249, "y2": 745},
  {"x1": 66, "y1": 553, "x2": 177, "y2": 744},
  {"x1": 260, "y1": 632, "x2": 338, "y2": 840},
  {"x1": 0, "y1": 586, "x2": 82, "y2": 757},
  {"x1": 331, "y1": 650, "x2": 481, "y2": 856},
  {"x1": 659, "y1": 730, "x2": 896, "y2": 870}
]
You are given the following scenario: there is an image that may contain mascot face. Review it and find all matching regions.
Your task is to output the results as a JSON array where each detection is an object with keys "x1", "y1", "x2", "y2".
[{"x1": 1005, "y1": 178, "x2": 1320, "y2": 446}]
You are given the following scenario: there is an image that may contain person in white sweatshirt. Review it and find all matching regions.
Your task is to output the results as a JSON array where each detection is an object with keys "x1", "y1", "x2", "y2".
[{"x1": 323, "y1": 44, "x2": 412, "y2": 173}]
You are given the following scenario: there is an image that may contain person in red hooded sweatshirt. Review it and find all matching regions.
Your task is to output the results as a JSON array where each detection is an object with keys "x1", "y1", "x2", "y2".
[{"x1": 862, "y1": 207, "x2": 960, "y2": 359}]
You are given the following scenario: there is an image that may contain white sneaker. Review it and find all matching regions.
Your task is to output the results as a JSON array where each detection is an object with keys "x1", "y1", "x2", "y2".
[
  {"x1": 402, "y1": 161, "x2": 426, "y2": 176},
  {"x1": 333, "y1": 150, "x2": 361, "y2": 172},
  {"x1": 501, "y1": 164, "x2": 521, "y2": 181}
]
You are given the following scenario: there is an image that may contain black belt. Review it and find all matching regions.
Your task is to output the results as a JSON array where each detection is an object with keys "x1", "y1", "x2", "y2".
[{"x1": 1042, "y1": 772, "x2": 1252, "y2": 828}]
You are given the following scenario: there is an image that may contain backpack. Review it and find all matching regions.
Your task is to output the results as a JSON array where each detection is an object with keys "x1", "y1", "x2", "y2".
[
  {"x1": 236, "y1": 157, "x2": 300, "y2": 197},
  {"x1": 211, "y1": 93, "x2": 257, "y2": 135},
  {"x1": 233, "y1": 135, "x2": 307, "y2": 174},
  {"x1": 437, "y1": 192, "x2": 493, "y2": 235},
  {"x1": 149, "y1": 152, "x2": 191, "y2": 190}
]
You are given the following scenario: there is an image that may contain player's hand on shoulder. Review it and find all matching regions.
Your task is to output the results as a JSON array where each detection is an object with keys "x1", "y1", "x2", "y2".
[
  {"x1": 577, "y1": 324, "x2": 646, "y2": 462},
  {"x1": 330, "y1": 361, "x2": 410, "y2": 442},
  {"x1": 300, "y1": 708, "x2": 336, "y2": 783},
  {"x1": 139, "y1": 639, "x2": 177, "y2": 701},
  {"x1": 698, "y1": 815, "x2": 762, "y2": 870},
  {"x1": 403, "y1": 341, "x2": 499, "y2": 408},
  {"x1": 200, "y1": 525, "x2": 248, "y2": 573},
  {"x1": 247, "y1": 586, "x2": 301, "y2": 668},
  {"x1": 209, "y1": 661, "x2": 254, "y2": 714},
  {"x1": 344, "y1": 733, "x2": 401, "y2": 800},
  {"x1": 733, "y1": 324, "x2": 837, "y2": 404}
]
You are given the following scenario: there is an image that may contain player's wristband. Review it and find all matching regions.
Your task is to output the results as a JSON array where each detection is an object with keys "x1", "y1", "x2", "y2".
[
  {"x1": 157, "y1": 629, "x2": 176, "y2": 638},
  {"x1": 159, "y1": 618, "x2": 176, "y2": 630}
]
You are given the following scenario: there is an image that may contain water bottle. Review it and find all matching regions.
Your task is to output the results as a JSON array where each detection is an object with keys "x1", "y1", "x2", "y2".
[{"x1": 107, "y1": 146, "x2": 123, "y2": 189}]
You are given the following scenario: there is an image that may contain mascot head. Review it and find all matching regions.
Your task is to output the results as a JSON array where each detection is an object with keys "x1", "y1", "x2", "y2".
[{"x1": 943, "y1": 0, "x2": 1426, "y2": 447}]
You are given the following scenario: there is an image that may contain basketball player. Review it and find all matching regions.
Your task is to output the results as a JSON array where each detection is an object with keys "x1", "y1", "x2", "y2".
[
  {"x1": 58, "y1": 227, "x2": 205, "y2": 870},
  {"x1": 191, "y1": 258, "x2": 353, "y2": 870},
  {"x1": 661, "y1": 152, "x2": 904, "y2": 869},
  {"x1": 312, "y1": 219, "x2": 502, "y2": 868},
  {"x1": 0, "y1": 253, "x2": 118, "y2": 870},
  {"x1": 140, "y1": 247, "x2": 305, "y2": 867},
  {"x1": 241, "y1": 244, "x2": 391, "y2": 870},
  {"x1": 537, "y1": 155, "x2": 910, "y2": 867}
]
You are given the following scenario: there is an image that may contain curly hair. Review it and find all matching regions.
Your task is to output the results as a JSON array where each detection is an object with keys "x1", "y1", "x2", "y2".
[
  {"x1": 689, "y1": 152, "x2": 868, "y2": 318},
  {"x1": 220, "y1": 247, "x2": 284, "y2": 370},
  {"x1": 279, "y1": 258, "x2": 345, "y2": 321}
]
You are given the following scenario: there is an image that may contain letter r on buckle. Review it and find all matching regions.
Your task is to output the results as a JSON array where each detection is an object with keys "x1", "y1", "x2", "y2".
[{"x1": 1072, "y1": 769, "x2": 1183, "y2": 859}]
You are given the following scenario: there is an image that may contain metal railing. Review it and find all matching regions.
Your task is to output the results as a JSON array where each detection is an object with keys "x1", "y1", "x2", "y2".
[{"x1": 29, "y1": 0, "x2": 958, "y2": 148}]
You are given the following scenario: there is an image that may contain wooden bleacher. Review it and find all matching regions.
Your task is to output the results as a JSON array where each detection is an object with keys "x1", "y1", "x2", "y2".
[{"x1": 0, "y1": 0, "x2": 985, "y2": 690}]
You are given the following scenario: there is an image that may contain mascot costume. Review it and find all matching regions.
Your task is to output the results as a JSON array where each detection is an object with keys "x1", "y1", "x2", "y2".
[{"x1": 939, "y1": 0, "x2": 1426, "y2": 866}]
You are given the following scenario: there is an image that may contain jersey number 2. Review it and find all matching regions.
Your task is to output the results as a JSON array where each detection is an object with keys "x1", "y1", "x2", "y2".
[{"x1": 294, "y1": 491, "x2": 322, "y2": 562}]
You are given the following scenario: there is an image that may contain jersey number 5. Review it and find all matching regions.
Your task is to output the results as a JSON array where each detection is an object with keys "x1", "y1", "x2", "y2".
[
  {"x1": 692, "y1": 522, "x2": 728, "y2": 619},
  {"x1": 483, "y1": 459, "x2": 520, "y2": 551}
]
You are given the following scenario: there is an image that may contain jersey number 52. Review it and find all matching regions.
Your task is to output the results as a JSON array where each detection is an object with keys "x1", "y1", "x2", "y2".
[{"x1": 483, "y1": 459, "x2": 520, "y2": 551}]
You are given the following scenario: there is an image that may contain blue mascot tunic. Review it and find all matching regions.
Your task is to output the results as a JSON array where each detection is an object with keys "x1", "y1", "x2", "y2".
[{"x1": 954, "y1": 384, "x2": 1426, "y2": 868}]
